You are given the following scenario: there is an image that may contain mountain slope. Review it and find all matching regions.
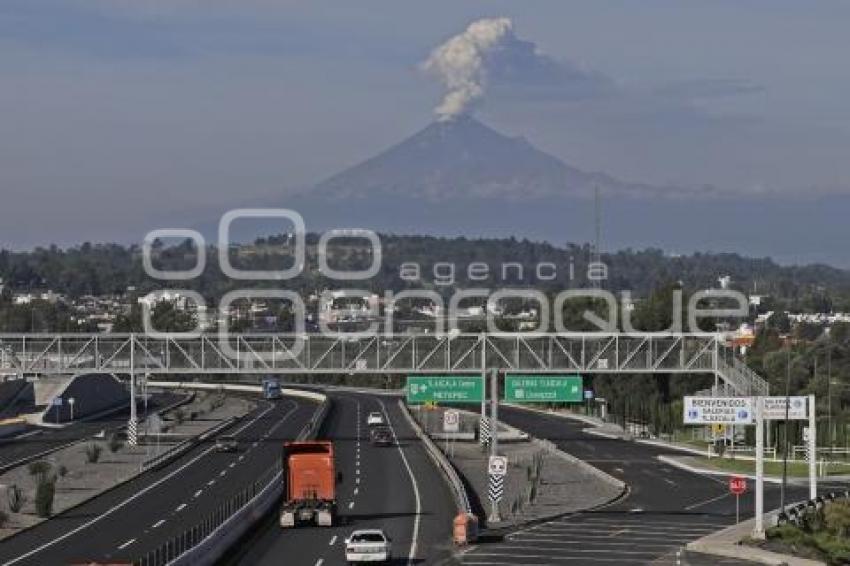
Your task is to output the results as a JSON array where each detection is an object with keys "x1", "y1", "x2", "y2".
[{"x1": 311, "y1": 115, "x2": 677, "y2": 201}]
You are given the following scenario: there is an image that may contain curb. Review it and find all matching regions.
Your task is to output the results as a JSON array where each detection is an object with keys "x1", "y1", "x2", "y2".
[
  {"x1": 399, "y1": 400, "x2": 472, "y2": 515},
  {"x1": 532, "y1": 436, "x2": 626, "y2": 493},
  {"x1": 429, "y1": 403, "x2": 629, "y2": 536},
  {"x1": 478, "y1": 436, "x2": 629, "y2": 537},
  {"x1": 685, "y1": 508, "x2": 825, "y2": 566},
  {"x1": 687, "y1": 539, "x2": 825, "y2": 566},
  {"x1": 658, "y1": 455, "x2": 813, "y2": 485}
]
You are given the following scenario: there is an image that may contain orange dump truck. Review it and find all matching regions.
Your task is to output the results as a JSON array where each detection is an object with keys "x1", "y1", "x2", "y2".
[{"x1": 280, "y1": 441, "x2": 338, "y2": 528}]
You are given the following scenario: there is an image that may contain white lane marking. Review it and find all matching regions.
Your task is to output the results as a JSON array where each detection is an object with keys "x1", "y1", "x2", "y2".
[
  {"x1": 238, "y1": 455, "x2": 244, "y2": 461},
  {"x1": 229, "y1": 462, "x2": 236, "y2": 468},
  {"x1": 356, "y1": 477, "x2": 360, "y2": 485},
  {"x1": 354, "y1": 487, "x2": 359, "y2": 496},
  {"x1": 1, "y1": 444, "x2": 212, "y2": 565},
  {"x1": 152, "y1": 519, "x2": 165, "y2": 529},
  {"x1": 193, "y1": 490, "x2": 203, "y2": 498},
  {"x1": 117, "y1": 538, "x2": 136, "y2": 550},
  {"x1": 380, "y1": 399, "x2": 421, "y2": 566},
  {"x1": 175, "y1": 503, "x2": 187, "y2": 512},
  {"x1": 207, "y1": 480, "x2": 216, "y2": 486},
  {"x1": 348, "y1": 501, "x2": 355, "y2": 509},
  {"x1": 314, "y1": 560, "x2": 324, "y2": 566},
  {"x1": 329, "y1": 535, "x2": 337, "y2": 546},
  {"x1": 1, "y1": 400, "x2": 297, "y2": 566},
  {"x1": 685, "y1": 490, "x2": 731, "y2": 510},
  {"x1": 220, "y1": 470, "x2": 227, "y2": 477}
]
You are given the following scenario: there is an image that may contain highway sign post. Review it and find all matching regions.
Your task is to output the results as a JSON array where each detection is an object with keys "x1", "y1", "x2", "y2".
[
  {"x1": 761, "y1": 396, "x2": 808, "y2": 420},
  {"x1": 487, "y1": 455, "x2": 507, "y2": 522},
  {"x1": 52, "y1": 396, "x2": 62, "y2": 423},
  {"x1": 729, "y1": 475, "x2": 747, "y2": 524},
  {"x1": 488, "y1": 369, "x2": 502, "y2": 523},
  {"x1": 750, "y1": 394, "x2": 816, "y2": 540},
  {"x1": 443, "y1": 409, "x2": 460, "y2": 456},
  {"x1": 683, "y1": 396, "x2": 753, "y2": 424},
  {"x1": 407, "y1": 376, "x2": 484, "y2": 404},
  {"x1": 503, "y1": 375, "x2": 583, "y2": 403},
  {"x1": 443, "y1": 409, "x2": 460, "y2": 433},
  {"x1": 488, "y1": 455, "x2": 508, "y2": 476}
]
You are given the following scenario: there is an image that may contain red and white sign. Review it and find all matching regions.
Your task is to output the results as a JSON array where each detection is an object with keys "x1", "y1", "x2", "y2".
[
  {"x1": 729, "y1": 475, "x2": 747, "y2": 495},
  {"x1": 443, "y1": 410, "x2": 460, "y2": 433}
]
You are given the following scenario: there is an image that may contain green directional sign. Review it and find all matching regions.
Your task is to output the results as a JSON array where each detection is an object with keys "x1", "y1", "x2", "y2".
[
  {"x1": 407, "y1": 376, "x2": 484, "y2": 404},
  {"x1": 504, "y1": 375, "x2": 583, "y2": 403}
]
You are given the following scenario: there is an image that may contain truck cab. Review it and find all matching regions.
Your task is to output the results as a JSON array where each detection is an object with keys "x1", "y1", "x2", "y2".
[
  {"x1": 262, "y1": 378, "x2": 282, "y2": 400},
  {"x1": 280, "y1": 441, "x2": 339, "y2": 528}
]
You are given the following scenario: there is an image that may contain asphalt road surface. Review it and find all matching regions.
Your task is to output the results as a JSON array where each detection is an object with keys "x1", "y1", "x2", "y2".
[
  {"x1": 458, "y1": 406, "x2": 847, "y2": 566},
  {"x1": 0, "y1": 395, "x2": 316, "y2": 566},
  {"x1": 0, "y1": 392, "x2": 182, "y2": 471},
  {"x1": 226, "y1": 391, "x2": 457, "y2": 566}
]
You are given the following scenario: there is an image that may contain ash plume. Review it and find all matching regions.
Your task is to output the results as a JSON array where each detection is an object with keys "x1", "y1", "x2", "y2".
[{"x1": 422, "y1": 17, "x2": 514, "y2": 121}]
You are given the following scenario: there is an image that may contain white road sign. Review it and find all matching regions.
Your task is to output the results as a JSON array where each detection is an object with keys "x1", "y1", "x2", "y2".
[
  {"x1": 443, "y1": 409, "x2": 460, "y2": 433},
  {"x1": 684, "y1": 396, "x2": 753, "y2": 425},
  {"x1": 761, "y1": 396, "x2": 808, "y2": 420},
  {"x1": 488, "y1": 455, "x2": 508, "y2": 477}
]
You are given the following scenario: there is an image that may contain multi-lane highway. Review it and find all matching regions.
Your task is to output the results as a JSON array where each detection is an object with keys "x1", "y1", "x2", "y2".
[
  {"x1": 0, "y1": 392, "x2": 182, "y2": 472},
  {"x1": 458, "y1": 406, "x2": 838, "y2": 565},
  {"x1": 228, "y1": 391, "x2": 457, "y2": 566},
  {"x1": 2, "y1": 389, "x2": 838, "y2": 566},
  {"x1": 0, "y1": 395, "x2": 317, "y2": 566}
]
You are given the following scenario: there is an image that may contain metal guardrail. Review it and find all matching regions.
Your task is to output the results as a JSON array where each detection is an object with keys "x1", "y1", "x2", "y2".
[
  {"x1": 136, "y1": 462, "x2": 282, "y2": 566},
  {"x1": 398, "y1": 399, "x2": 472, "y2": 514}
]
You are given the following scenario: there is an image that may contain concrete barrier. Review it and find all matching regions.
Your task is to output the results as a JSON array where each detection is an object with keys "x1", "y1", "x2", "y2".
[{"x1": 399, "y1": 399, "x2": 472, "y2": 515}]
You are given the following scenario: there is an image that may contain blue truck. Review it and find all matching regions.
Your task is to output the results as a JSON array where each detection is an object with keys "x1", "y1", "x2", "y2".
[{"x1": 262, "y1": 378, "x2": 282, "y2": 400}]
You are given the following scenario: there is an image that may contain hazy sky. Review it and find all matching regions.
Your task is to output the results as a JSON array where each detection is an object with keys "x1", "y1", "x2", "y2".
[{"x1": 2, "y1": 1, "x2": 849, "y2": 249}]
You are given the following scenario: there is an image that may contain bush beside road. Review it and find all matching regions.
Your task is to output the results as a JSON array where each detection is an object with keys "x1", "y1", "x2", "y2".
[{"x1": 745, "y1": 499, "x2": 850, "y2": 565}]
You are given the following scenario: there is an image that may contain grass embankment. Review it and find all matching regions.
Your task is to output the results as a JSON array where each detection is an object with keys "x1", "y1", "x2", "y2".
[
  {"x1": 745, "y1": 500, "x2": 850, "y2": 565},
  {"x1": 691, "y1": 456, "x2": 850, "y2": 477}
]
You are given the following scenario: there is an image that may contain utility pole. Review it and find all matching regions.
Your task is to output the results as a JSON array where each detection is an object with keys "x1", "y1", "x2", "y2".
[
  {"x1": 480, "y1": 334, "x2": 486, "y2": 440},
  {"x1": 780, "y1": 347, "x2": 791, "y2": 513},
  {"x1": 828, "y1": 348, "x2": 833, "y2": 447},
  {"x1": 753, "y1": 396, "x2": 765, "y2": 539},
  {"x1": 592, "y1": 186, "x2": 602, "y2": 290},
  {"x1": 808, "y1": 394, "x2": 817, "y2": 500}
]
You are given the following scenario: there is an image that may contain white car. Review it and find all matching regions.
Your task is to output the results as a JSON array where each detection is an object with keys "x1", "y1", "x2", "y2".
[
  {"x1": 345, "y1": 529, "x2": 391, "y2": 563},
  {"x1": 366, "y1": 412, "x2": 385, "y2": 427}
]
